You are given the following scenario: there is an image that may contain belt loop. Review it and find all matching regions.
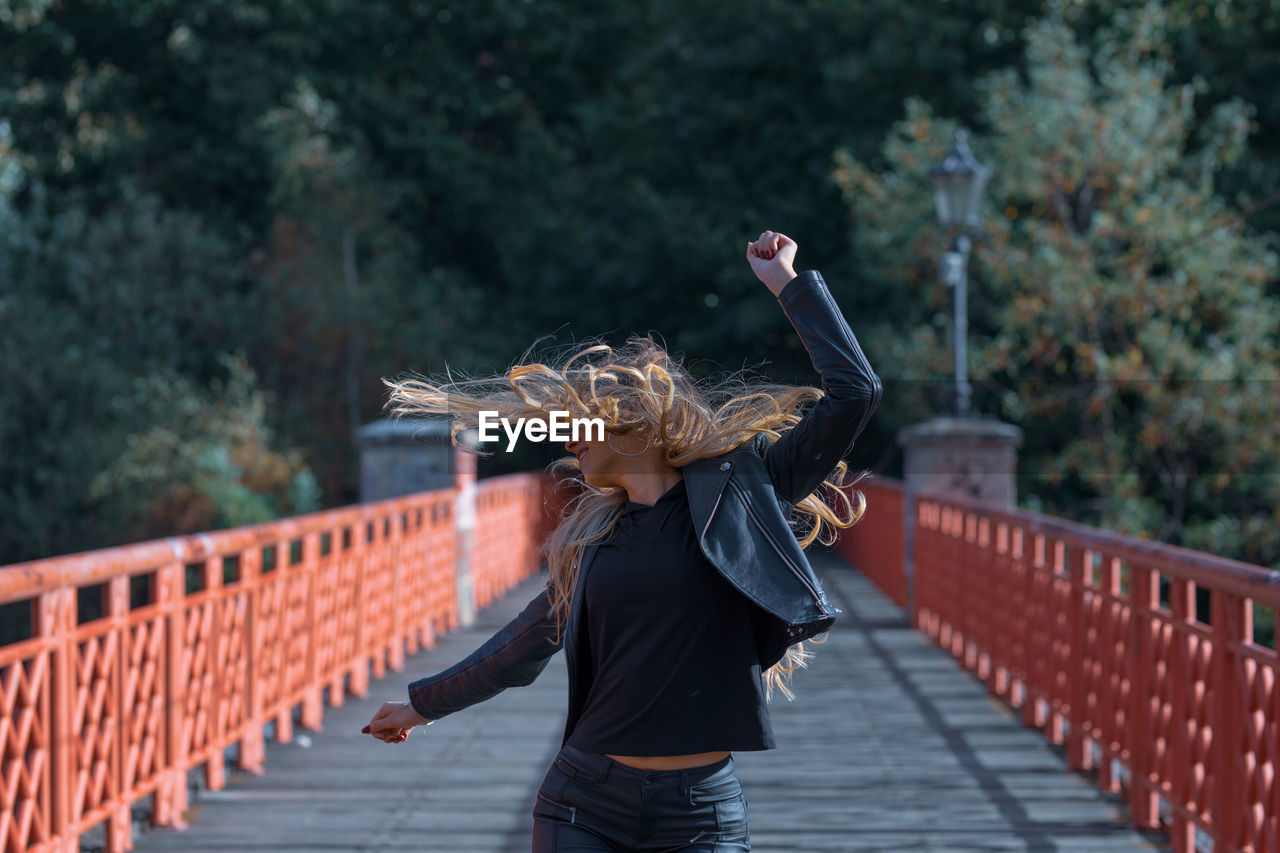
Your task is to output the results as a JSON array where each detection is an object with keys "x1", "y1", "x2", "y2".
[
  {"x1": 559, "y1": 748, "x2": 583, "y2": 783},
  {"x1": 596, "y1": 755, "x2": 612, "y2": 785}
]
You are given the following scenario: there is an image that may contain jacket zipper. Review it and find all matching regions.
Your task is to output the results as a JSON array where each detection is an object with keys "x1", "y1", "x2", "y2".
[
  {"x1": 726, "y1": 479, "x2": 825, "y2": 608},
  {"x1": 698, "y1": 484, "x2": 725, "y2": 544}
]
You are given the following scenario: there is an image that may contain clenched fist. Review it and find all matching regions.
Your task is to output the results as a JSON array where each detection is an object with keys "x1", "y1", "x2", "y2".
[{"x1": 746, "y1": 231, "x2": 799, "y2": 296}]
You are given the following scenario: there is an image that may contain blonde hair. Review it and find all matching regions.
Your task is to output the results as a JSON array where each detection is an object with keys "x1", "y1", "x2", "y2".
[{"x1": 385, "y1": 335, "x2": 869, "y2": 700}]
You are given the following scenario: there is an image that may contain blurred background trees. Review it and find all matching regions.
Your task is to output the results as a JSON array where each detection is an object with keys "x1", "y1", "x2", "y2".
[
  {"x1": 1, "y1": 0, "x2": 1276, "y2": 570},
  {"x1": 834, "y1": 6, "x2": 1280, "y2": 567}
]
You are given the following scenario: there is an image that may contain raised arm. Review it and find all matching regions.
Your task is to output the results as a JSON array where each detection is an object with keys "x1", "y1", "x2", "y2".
[
  {"x1": 363, "y1": 584, "x2": 563, "y2": 742},
  {"x1": 746, "y1": 231, "x2": 883, "y2": 504}
]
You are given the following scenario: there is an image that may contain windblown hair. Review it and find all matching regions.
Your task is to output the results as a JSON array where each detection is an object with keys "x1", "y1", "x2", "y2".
[{"x1": 385, "y1": 335, "x2": 870, "y2": 701}]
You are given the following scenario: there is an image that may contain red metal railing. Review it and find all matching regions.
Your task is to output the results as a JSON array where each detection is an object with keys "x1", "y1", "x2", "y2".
[
  {"x1": 0, "y1": 472, "x2": 553, "y2": 853},
  {"x1": 833, "y1": 477, "x2": 906, "y2": 607},
  {"x1": 841, "y1": 478, "x2": 1279, "y2": 853}
]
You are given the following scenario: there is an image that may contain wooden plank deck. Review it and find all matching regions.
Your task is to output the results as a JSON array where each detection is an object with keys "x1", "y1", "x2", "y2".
[{"x1": 130, "y1": 552, "x2": 1169, "y2": 852}]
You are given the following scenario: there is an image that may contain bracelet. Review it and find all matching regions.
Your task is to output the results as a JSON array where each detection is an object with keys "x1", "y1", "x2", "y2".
[{"x1": 403, "y1": 700, "x2": 435, "y2": 725}]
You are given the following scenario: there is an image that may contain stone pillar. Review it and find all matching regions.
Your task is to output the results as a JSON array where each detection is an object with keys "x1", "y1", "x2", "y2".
[
  {"x1": 355, "y1": 418, "x2": 455, "y2": 503},
  {"x1": 897, "y1": 416, "x2": 1023, "y2": 616}
]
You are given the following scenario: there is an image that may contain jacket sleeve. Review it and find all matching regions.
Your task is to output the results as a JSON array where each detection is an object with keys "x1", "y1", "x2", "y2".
[
  {"x1": 407, "y1": 584, "x2": 563, "y2": 721},
  {"x1": 764, "y1": 270, "x2": 883, "y2": 505}
]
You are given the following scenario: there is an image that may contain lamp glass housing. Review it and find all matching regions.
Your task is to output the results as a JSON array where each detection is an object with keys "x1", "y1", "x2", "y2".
[{"x1": 931, "y1": 131, "x2": 990, "y2": 228}]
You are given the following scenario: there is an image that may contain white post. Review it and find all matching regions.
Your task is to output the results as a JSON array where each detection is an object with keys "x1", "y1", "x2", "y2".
[{"x1": 453, "y1": 443, "x2": 477, "y2": 628}]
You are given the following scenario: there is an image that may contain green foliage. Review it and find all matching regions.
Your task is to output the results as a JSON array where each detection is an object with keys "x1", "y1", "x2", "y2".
[
  {"x1": 1, "y1": 0, "x2": 1277, "y2": 570},
  {"x1": 0, "y1": 176, "x2": 253, "y2": 559},
  {"x1": 834, "y1": 7, "x2": 1280, "y2": 571},
  {"x1": 90, "y1": 355, "x2": 320, "y2": 541},
  {"x1": 1062, "y1": 0, "x2": 1280, "y2": 237}
]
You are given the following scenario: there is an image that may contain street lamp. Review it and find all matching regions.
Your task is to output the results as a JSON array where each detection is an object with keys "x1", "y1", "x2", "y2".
[{"x1": 930, "y1": 129, "x2": 990, "y2": 418}]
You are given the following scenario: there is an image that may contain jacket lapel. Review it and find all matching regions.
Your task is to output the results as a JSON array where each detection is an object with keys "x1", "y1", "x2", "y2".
[
  {"x1": 683, "y1": 456, "x2": 734, "y2": 546},
  {"x1": 565, "y1": 540, "x2": 600, "y2": 654}
]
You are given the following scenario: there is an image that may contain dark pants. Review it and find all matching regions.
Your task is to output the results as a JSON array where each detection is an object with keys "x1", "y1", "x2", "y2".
[{"x1": 531, "y1": 745, "x2": 751, "y2": 852}]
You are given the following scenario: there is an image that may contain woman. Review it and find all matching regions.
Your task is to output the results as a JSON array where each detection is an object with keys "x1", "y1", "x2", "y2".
[{"x1": 363, "y1": 231, "x2": 882, "y2": 851}]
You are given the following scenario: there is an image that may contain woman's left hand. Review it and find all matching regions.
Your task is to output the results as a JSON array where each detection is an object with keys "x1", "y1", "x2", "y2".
[{"x1": 746, "y1": 230, "x2": 799, "y2": 296}]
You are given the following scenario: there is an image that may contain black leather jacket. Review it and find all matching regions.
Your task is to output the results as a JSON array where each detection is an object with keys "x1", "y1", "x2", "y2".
[{"x1": 408, "y1": 270, "x2": 882, "y2": 747}]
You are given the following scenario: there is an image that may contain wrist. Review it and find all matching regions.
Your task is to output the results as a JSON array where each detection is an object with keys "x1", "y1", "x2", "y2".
[
  {"x1": 766, "y1": 266, "x2": 798, "y2": 297},
  {"x1": 403, "y1": 697, "x2": 431, "y2": 725}
]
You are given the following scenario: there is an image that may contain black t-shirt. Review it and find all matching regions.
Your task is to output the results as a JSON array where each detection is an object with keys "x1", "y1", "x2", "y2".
[{"x1": 564, "y1": 478, "x2": 777, "y2": 755}]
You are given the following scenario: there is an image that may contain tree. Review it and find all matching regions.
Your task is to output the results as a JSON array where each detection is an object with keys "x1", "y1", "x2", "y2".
[
  {"x1": 0, "y1": 165, "x2": 256, "y2": 559},
  {"x1": 10, "y1": 0, "x2": 1275, "y2": 568},
  {"x1": 833, "y1": 7, "x2": 1280, "y2": 572},
  {"x1": 90, "y1": 355, "x2": 319, "y2": 542},
  {"x1": 1063, "y1": 0, "x2": 1280, "y2": 238}
]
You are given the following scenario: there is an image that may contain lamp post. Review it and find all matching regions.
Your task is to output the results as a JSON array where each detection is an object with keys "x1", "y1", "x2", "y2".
[
  {"x1": 898, "y1": 132, "x2": 1017, "y2": 623},
  {"x1": 930, "y1": 129, "x2": 990, "y2": 418}
]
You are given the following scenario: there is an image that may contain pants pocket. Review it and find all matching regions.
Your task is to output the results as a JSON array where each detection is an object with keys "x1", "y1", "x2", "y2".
[
  {"x1": 712, "y1": 793, "x2": 749, "y2": 841},
  {"x1": 533, "y1": 761, "x2": 578, "y2": 825},
  {"x1": 533, "y1": 790, "x2": 578, "y2": 825},
  {"x1": 685, "y1": 767, "x2": 749, "y2": 844},
  {"x1": 686, "y1": 764, "x2": 742, "y2": 806}
]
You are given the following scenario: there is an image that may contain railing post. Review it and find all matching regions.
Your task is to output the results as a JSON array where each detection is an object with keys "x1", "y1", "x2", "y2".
[
  {"x1": 912, "y1": 496, "x2": 926, "y2": 633},
  {"x1": 300, "y1": 531, "x2": 324, "y2": 731},
  {"x1": 965, "y1": 512, "x2": 980, "y2": 674},
  {"x1": 1065, "y1": 541, "x2": 1089, "y2": 771},
  {"x1": 238, "y1": 547, "x2": 264, "y2": 775},
  {"x1": 1097, "y1": 555, "x2": 1119, "y2": 795},
  {"x1": 454, "y1": 445, "x2": 477, "y2": 629},
  {"x1": 40, "y1": 586, "x2": 74, "y2": 852},
  {"x1": 274, "y1": 552, "x2": 296, "y2": 745},
  {"x1": 105, "y1": 575, "x2": 131, "y2": 853},
  {"x1": 1210, "y1": 590, "x2": 1248, "y2": 852},
  {"x1": 350, "y1": 521, "x2": 370, "y2": 698},
  {"x1": 1168, "y1": 578, "x2": 1197, "y2": 853},
  {"x1": 202, "y1": 556, "x2": 225, "y2": 793},
  {"x1": 1017, "y1": 524, "x2": 1044, "y2": 729},
  {"x1": 154, "y1": 553, "x2": 188, "y2": 829},
  {"x1": 982, "y1": 518, "x2": 1004, "y2": 697},
  {"x1": 1127, "y1": 564, "x2": 1157, "y2": 828},
  {"x1": 904, "y1": 489, "x2": 917, "y2": 627},
  {"x1": 389, "y1": 512, "x2": 406, "y2": 673}
]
